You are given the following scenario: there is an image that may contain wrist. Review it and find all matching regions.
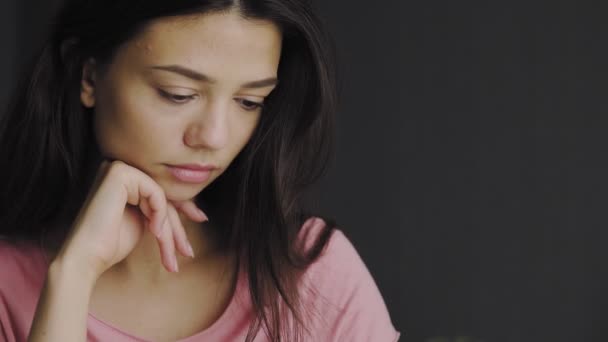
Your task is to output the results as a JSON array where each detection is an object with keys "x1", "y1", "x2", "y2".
[
  {"x1": 30, "y1": 253, "x2": 96, "y2": 341},
  {"x1": 49, "y1": 253, "x2": 100, "y2": 290}
]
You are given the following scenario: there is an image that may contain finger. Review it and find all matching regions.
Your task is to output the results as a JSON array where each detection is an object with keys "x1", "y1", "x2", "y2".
[
  {"x1": 172, "y1": 200, "x2": 208, "y2": 222},
  {"x1": 143, "y1": 188, "x2": 168, "y2": 238},
  {"x1": 156, "y1": 216, "x2": 178, "y2": 272},
  {"x1": 167, "y1": 205, "x2": 194, "y2": 258},
  {"x1": 139, "y1": 199, "x2": 152, "y2": 229},
  {"x1": 118, "y1": 165, "x2": 167, "y2": 237},
  {"x1": 140, "y1": 200, "x2": 164, "y2": 238},
  {"x1": 139, "y1": 199, "x2": 163, "y2": 238}
]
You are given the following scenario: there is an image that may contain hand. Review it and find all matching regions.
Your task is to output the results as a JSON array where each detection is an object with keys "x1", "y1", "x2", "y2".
[{"x1": 54, "y1": 159, "x2": 207, "y2": 280}]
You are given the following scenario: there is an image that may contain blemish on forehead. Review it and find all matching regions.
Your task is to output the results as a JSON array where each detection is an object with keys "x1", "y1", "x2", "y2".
[{"x1": 134, "y1": 40, "x2": 153, "y2": 54}]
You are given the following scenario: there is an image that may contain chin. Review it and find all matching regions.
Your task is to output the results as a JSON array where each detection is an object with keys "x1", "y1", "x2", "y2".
[{"x1": 162, "y1": 184, "x2": 207, "y2": 203}]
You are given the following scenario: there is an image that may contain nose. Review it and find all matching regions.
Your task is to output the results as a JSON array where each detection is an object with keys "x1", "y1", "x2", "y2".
[{"x1": 184, "y1": 99, "x2": 229, "y2": 150}]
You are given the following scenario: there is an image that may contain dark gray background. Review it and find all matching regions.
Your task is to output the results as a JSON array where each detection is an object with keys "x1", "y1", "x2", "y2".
[{"x1": 2, "y1": 1, "x2": 607, "y2": 341}]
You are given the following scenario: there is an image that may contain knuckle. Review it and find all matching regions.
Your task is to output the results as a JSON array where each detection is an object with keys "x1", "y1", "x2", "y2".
[
  {"x1": 109, "y1": 159, "x2": 125, "y2": 168},
  {"x1": 107, "y1": 160, "x2": 125, "y2": 176},
  {"x1": 107, "y1": 161, "x2": 132, "y2": 184}
]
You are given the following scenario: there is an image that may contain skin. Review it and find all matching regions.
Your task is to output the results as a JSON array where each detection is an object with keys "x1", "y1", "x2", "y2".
[
  {"x1": 74, "y1": 9, "x2": 281, "y2": 340},
  {"x1": 80, "y1": 10, "x2": 280, "y2": 275}
]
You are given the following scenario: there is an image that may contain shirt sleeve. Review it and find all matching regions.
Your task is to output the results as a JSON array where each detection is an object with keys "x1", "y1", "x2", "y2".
[
  {"x1": 0, "y1": 275, "x2": 16, "y2": 342},
  {"x1": 0, "y1": 322, "x2": 8, "y2": 342},
  {"x1": 0, "y1": 239, "x2": 48, "y2": 342},
  {"x1": 299, "y1": 219, "x2": 401, "y2": 341}
]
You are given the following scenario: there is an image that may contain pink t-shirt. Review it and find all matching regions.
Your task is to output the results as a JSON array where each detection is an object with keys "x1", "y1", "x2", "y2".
[{"x1": 0, "y1": 217, "x2": 400, "y2": 341}]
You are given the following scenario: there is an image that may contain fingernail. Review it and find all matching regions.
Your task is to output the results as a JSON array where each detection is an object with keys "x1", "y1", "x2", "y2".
[
  {"x1": 197, "y1": 209, "x2": 208, "y2": 221},
  {"x1": 187, "y1": 244, "x2": 195, "y2": 258}
]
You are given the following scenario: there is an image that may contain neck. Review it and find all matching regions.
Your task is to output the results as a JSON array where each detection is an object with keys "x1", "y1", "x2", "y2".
[
  {"x1": 116, "y1": 212, "x2": 229, "y2": 283},
  {"x1": 44, "y1": 212, "x2": 231, "y2": 285}
]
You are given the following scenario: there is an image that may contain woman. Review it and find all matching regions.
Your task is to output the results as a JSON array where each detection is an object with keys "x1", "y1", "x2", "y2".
[{"x1": 0, "y1": 0, "x2": 400, "y2": 341}]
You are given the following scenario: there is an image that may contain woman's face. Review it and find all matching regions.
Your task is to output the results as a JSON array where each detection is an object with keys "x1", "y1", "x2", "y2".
[{"x1": 80, "y1": 10, "x2": 281, "y2": 202}]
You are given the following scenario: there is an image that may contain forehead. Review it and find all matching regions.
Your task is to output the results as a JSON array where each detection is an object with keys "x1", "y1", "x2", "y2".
[{"x1": 120, "y1": 11, "x2": 282, "y2": 80}]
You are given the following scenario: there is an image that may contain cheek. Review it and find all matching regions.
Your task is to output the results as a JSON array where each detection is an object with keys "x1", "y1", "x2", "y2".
[
  {"x1": 232, "y1": 114, "x2": 260, "y2": 149},
  {"x1": 224, "y1": 117, "x2": 258, "y2": 163},
  {"x1": 94, "y1": 89, "x2": 177, "y2": 161}
]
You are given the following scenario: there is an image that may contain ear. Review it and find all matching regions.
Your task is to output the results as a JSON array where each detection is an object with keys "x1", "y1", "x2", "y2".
[{"x1": 80, "y1": 58, "x2": 97, "y2": 108}]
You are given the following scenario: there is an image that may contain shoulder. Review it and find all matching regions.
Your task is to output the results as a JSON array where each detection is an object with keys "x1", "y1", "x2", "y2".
[
  {"x1": 0, "y1": 238, "x2": 48, "y2": 341},
  {"x1": 297, "y1": 217, "x2": 371, "y2": 287},
  {"x1": 296, "y1": 217, "x2": 401, "y2": 341}
]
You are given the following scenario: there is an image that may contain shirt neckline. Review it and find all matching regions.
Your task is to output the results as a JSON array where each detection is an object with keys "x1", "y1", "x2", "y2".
[
  {"x1": 86, "y1": 266, "x2": 246, "y2": 341},
  {"x1": 36, "y1": 242, "x2": 247, "y2": 341}
]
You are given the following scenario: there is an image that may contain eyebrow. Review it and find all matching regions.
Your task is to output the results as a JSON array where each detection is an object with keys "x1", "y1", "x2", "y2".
[{"x1": 150, "y1": 65, "x2": 279, "y2": 89}]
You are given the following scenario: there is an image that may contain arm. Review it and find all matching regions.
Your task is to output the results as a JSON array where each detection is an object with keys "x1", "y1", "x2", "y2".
[
  {"x1": 28, "y1": 256, "x2": 97, "y2": 342},
  {"x1": 27, "y1": 160, "x2": 204, "y2": 341}
]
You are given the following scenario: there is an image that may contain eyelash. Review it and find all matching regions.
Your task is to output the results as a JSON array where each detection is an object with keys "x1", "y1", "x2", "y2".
[
  {"x1": 236, "y1": 99, "x2": 264, "y2": 111},
  {"x1": 158, "y1": 90, "x2": 264, "y2": 112},
  {"x1": 158, "y1": 90, "x2": 196, "y2": 104}
]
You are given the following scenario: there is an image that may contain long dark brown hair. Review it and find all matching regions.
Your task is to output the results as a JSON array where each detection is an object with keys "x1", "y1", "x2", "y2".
[{"x1": 0, "y1": 0, "x2": 339, "y2": 341}]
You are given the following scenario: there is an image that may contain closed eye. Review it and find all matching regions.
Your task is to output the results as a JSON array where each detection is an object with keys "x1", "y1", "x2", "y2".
[
  {"x1": 236, "y1": 98, "x2": 264, "y2": 111},
  {"x1": 158, "y1": 89, "x2": 197, "y2": 104}
]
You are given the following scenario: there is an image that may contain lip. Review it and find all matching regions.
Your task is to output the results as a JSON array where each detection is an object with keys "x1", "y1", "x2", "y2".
[
  {"x1": 170, "y1": 163, "x2": 218, "y2": 171},
  {"x1": 166, "y1": 164, "x2": 217, "y2": 183}
]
